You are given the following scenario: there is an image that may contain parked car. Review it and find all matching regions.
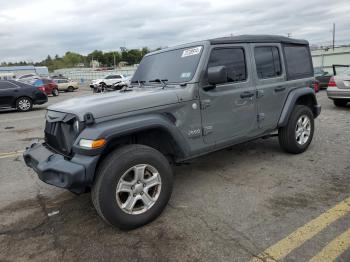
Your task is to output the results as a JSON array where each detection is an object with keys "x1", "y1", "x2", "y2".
[
  {"x1": 17, "y1": 74, "x2": 38, "y2": 81},
  {"x1": 54, "y1": 79, "x2": 79, "y2": 92},
  {"x1": 24, "y1": 35, "x2": 321, "y2": 230},
  {"x1": 0, "y1": 80, "x2": 47, "y2": 112},
  {"x1": 327, "y1": 66, "x2": 350, "y2": 107},
  {"x1": 314, "y1": 67, "x2": 332, "y2": 89},
  {"x1": 21, "y1": 78, "x2": 59, "y2": 96},
  {"x1": 90, "y1": 74, "x2": 128, "y2": 89}
]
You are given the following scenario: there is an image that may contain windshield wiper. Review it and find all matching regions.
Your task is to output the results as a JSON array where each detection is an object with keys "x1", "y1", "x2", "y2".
[
  {"x1": 148, "y1": 78, "x2": 168, "y2": 89},
  {"x1": 131, "y1": 80, "x2": 145, "y2": 87}
]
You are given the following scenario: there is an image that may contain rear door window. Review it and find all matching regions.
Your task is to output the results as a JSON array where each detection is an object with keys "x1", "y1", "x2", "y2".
[
  {"x1": 283, "y1": 45, "x2": 313, "y2": 80},
  {"x1": 254, "y1": 46, "x2": 282, "y2": 79}
]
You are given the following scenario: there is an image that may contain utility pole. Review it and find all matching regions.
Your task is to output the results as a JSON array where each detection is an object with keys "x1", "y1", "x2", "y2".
[
  {"x1": 113, "y1": 52, "x2": 116, "y2": 70},
  {"x1": 332, "y1": 23, "x2": 335, "y2": 51}
]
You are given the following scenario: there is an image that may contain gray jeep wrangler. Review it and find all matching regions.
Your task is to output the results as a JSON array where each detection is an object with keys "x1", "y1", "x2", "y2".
[{"x1": 24, "y1": 35, "x2": 321, "y2": 230}]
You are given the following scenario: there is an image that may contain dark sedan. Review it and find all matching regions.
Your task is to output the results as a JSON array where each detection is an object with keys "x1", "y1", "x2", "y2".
[
  {"x1": 0, "y1": 80, "x2": 48, "y2": 112},
  {"x1": 314, "y1": 67, "x2": 332, "y2": 89}
]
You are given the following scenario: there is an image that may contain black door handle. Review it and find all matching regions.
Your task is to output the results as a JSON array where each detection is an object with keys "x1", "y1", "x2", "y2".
[
  {"x1": 275, "y1": 86, "x2": 286, "y2": 92},
  {"x1": 240, "y1": 91, "x2": 254, "y2": 99}
]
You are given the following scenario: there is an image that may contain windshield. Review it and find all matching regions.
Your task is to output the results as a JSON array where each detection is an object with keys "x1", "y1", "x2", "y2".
[{"x1": 132, "y1": 46, "x2": 203, "y2": 84}]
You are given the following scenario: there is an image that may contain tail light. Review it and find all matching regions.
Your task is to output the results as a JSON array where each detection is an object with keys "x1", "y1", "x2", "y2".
[
  {"x1": 37, "y1": 86, "x2": 45, "y2": 92},
  {"x1": 312, "y1": 81, "x2": 319, "y2": 92},
  {"x1": 328, "y1": 77, "x2": 337, "y2": 87}
]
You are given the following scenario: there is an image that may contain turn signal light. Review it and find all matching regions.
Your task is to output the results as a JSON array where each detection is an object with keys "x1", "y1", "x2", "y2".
[{"x1": 79, "y1": 139, "x2": 106, "y2": 149}]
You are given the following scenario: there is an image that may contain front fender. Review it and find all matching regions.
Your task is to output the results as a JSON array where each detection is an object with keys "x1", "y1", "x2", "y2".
[
  {"x1": 72, "y1": 113, "x2": 190, "y2": 157},
  {"x1": 278, "y1": 87, "x2": 321, "y2": 127}
]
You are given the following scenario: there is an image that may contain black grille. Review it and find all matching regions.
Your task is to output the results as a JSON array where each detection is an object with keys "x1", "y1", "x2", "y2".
[{"x1": 44, "y1": 113, "x2": 78, "y2": 156}]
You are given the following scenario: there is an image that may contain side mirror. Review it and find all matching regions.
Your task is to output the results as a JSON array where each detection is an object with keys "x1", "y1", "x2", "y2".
[{"x1": 208, "y1": 66, "x2": 227, "y2": 85}]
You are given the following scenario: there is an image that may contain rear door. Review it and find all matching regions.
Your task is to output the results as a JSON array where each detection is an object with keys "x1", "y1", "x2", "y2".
[
  {"x1": 0, "y1": 81, "x2": 18, "y2": 107},
  {"x1": 251, "y1": 43, "x2": 287, "y2": 129}
]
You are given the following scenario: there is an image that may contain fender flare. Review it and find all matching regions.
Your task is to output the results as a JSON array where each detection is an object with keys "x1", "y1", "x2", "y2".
[
  {"x1": 278, "y1": 87, "x2": 320, "y2": 127},
  {"x1": 72, "y1": 113, "x2": 190, "y2": 158}
]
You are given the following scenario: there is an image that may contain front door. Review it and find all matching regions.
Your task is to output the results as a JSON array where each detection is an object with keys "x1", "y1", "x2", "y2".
[{"x1": 199, "y1": 44, "x2": 257, "y2": 144}]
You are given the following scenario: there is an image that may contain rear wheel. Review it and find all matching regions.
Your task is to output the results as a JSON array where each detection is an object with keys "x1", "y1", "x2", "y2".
[
  {"x1": 16, "y1": 97, "x2": 33, "y2": 112},
  {"x1": 333, "y1": 99, "x2": 348, "y2": 107},
  {"x1": 52, "y1": 88, "x2": 59, "y2": 96},
  {"x1": 92, "y1": 144, "x2": 173, "y2": 230},
  {"x1": 279, "y1": 105, "x2": 314, "y2": 154}
]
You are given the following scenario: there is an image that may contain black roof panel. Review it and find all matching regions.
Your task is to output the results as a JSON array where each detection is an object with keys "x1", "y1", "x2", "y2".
[{"x1": 209, "y1": 35, "x2": 309, "y2": 45}]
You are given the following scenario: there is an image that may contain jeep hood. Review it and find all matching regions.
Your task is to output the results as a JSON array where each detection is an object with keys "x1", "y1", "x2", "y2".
[{"x1": 48, "y1": 88, "x2": 180, "y2": 121}]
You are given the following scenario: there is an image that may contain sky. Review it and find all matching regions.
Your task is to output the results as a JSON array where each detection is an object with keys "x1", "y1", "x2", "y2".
[{"x1": 1, "y1": 0, "x2": 350, "y2": 62}]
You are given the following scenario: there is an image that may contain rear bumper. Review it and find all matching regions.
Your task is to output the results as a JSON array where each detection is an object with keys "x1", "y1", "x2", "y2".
[
  {"x1": 23, "y1": 142, "x2": 97, "y2": 194},
  {"x1": 33, "y1": 92, "x2": 48, "y2": 105},
  {"x1": 327, "y1": 89, "x2": 350, "y2": 100},
  {"x1": 33, "y1": 97, "x2": 48, "y2": 105}
]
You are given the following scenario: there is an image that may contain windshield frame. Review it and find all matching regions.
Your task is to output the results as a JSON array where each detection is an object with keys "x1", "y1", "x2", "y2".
[{"x1": 132, "y1": 45, "x2": 204, "y2": 86}]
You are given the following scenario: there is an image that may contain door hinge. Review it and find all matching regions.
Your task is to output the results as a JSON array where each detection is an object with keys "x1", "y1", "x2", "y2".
[
  {"x1": 202, "y1": 126, "x2": 213, "y2": 136},
  {"x1": 200, "y1": 99, "x2": 211, "y2": 110}
]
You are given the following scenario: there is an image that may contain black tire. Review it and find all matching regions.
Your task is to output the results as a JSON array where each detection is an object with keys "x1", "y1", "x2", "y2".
[
  {"x1": 52, "y1": 88, "x2": 59, "y2": 96},
  {"x1": 278, "y1": 105, "x2": 314, "y2": 154},
  {"x1": 16, "y1": 97, "x2": 33, "y2": 112},
  {"x1": 333, "y1": 99, "x2": 348, "y2": 107},
  {"x1": 91, "y1": 144, "x2": 173, "y2": 230},
  {"x1": 67, "y1": 86, "x2": 74, "y2": 92}
]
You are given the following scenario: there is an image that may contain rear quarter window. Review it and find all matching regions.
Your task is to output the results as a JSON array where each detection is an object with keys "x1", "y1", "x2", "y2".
[{"x1": 283, "y1": 44, "x2": 313, "y2": 80}]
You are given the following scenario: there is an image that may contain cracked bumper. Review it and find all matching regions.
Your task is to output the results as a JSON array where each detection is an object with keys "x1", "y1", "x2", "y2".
[{"x1": 23, "y1": 143, "x2": 88, "y2": 194}]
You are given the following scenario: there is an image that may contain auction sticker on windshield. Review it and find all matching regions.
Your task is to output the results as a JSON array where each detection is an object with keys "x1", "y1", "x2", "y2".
[{"x1": 181, "y1": 46, "x2": 202, "y2": 58}]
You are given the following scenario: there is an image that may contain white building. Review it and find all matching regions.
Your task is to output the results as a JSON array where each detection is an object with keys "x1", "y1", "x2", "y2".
[
  {"x1": 311, "y1": 46, "x2": 350, "y2": 74},
  {"x1": 0, "y1": 65, "x2": 49, "y2": 79}
]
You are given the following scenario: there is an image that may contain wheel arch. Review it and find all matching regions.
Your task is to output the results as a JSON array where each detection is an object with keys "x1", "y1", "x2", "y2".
[
  {"x1": 278, "y1": 87, "x2": 321, "y2": 127},
  {"x1": 73, "y1": 113, "x2": 190, "y2": 165}
]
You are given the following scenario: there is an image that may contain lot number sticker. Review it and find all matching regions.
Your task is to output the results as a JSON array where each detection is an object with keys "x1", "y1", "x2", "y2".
[{"x1": 181, "y1": 46, "x2": 202, "y2": 58}]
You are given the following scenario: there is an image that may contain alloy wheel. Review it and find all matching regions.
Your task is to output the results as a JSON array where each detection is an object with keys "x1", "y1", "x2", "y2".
[
  {"x1": 295, "y1": 114, "x2": 311, "y2": 145},
  {"x1": 116, "y1": 164, "x2": 162, "y2": 215}
]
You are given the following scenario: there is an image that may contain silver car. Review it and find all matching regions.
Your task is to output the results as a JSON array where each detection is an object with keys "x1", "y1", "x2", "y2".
[{"x1": 327, "y1": 66, "x2": 350, "y2": 107}]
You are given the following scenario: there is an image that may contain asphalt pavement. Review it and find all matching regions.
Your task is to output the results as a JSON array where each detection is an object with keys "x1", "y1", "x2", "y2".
[{"x1": 0, "y1": 89, "x2": 349, "y2": 262}]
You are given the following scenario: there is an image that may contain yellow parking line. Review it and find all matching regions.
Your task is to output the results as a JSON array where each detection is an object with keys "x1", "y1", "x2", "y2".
[
  {"x1": 251, "y1": 197, "x2": 350, "y2": 262},
  {"x1": 0, "y1": 150, "x2": 25, "y2": 159},
  {"x1": 309, "y1": 227, "x2": 350, "y2": 262}
]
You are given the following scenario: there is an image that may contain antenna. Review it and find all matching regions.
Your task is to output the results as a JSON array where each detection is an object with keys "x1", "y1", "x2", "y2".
[{"x1": 332, "y1": 23, "x2": 335, "y2": 51}]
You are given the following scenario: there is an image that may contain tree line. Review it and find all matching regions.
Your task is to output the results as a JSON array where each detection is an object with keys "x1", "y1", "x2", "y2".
[{"x1": 1, "y1": 47, "x2": 160, "y2": 72}]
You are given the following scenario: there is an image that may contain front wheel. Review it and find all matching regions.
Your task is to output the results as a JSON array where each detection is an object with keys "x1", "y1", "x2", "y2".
[
  {"x1": 91, "y1": 144, "x2": 173, "y2": 230},
  {"x1": 279, "y1": 105, "x2": 314, "y2": 154}
]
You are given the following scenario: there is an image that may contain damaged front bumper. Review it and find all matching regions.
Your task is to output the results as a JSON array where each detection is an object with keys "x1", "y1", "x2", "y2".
[{"x1": 23, "y1": 142, "x2": 99, "y2": 194}]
